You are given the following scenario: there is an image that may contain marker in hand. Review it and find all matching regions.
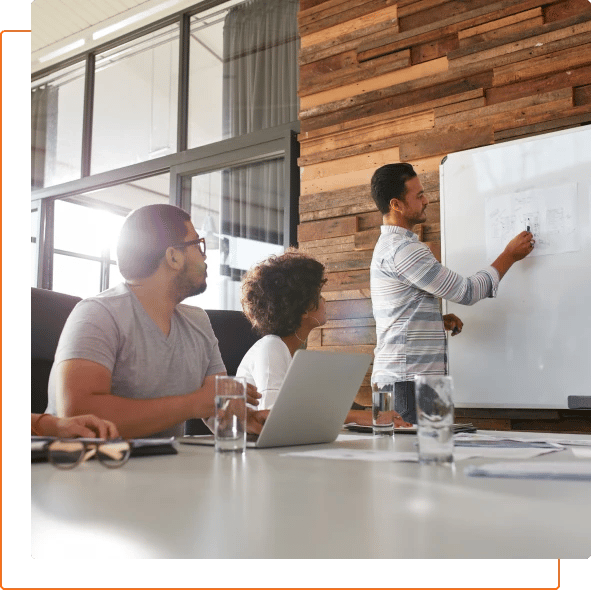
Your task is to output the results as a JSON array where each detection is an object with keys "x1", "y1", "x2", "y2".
[{"x1": 526, "y1": 218, "x2": 535, "y2": 251}]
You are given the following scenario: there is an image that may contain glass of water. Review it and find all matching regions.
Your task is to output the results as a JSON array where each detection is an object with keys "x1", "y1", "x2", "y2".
[
  {"x1": 414, "y1": 375, "x2": 454, "y2": 464},
  {"x1": 371, "y1": 380, "x2": 395, "y2": 436},
  {"x1": 214, "y1": 376, "x2": 247, "y2": 453}
]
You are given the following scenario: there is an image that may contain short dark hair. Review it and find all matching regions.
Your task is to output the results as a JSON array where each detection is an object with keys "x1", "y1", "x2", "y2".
[
  {"x1": 117, "y1": 204, "x2": 191, "y2": 280},
  {"x1": 241, "y1": 249, "x2": 327, "y2": 337},
  {"x1": 370, "y1": 163, "x2": 417, "y2": 214}
]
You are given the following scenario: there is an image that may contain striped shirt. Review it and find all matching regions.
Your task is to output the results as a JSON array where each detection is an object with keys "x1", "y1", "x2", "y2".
[{"x1": 370, "y1": 225, "x2": 499, "y2": 383}]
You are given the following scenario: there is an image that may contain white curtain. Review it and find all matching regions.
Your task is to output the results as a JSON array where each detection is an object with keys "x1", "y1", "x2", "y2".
[
  {"x1": 31, "y1": 85, "x2": 58, "y2": 188},
  {"x1": 221, "y1": 0, "x2": 299, "y2": 257}
]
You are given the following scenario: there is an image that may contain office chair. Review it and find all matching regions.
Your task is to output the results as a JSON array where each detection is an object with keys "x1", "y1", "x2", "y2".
[
  {"x1": 185, "y1": 309, "x2": 260, "y2": 435},
  {"x1": 31, "y1": 287, "x2": 82, "y2": 414}
]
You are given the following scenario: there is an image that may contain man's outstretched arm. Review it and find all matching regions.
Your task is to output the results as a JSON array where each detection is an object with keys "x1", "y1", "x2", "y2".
[{"x1": 55, "y1": 358, "x2": 222, "y2": 439}]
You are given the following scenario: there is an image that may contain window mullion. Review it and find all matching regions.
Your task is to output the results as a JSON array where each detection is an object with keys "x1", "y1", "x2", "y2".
[
  {"x1": 81, "y1": 53, "x2": 95, "y2": 178},
  {"x1": 100, "y1": 247, "x2": 110, "y2": 292},
  {"x1": 177, "y1": 13, "x2": 190, "y2": 154},
  {"x1": 285, "y1": 129, "x2": 300, "y2": 248},
  {"x1": 41, "y1": 199, "x2": 55, "y2": 290}
]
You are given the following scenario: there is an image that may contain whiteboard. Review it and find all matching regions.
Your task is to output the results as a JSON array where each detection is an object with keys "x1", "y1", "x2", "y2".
[{"x1": 440, "y1": 126, "x2": 591, "y2": 409}]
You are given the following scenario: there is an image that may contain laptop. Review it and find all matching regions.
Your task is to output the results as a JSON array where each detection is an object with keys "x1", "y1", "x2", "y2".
[{"x1": 180, "y1": 349, "x2": 372, "y2": 449}]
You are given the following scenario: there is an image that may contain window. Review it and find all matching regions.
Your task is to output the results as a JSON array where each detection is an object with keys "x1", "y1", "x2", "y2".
[
  {"x1": 92, "y1": 24, "x2": 180, "y2": 175},
  {"x1": 187, "y1": 4, "x2": 231, "y2": 148},
  {"x1": 31, "y1": 61, "x2": 85, "y2": 188},
  {"x1": 183, "y1": 157, "x2": 285, "y2": 310},
  {"x1": 52, "y1": 254, "x2": 102, "y2": 300},
  {"x1": 31, "y1": 0, "x2": 300, "y2": 309},
  {"x1": 31, "y1": 204, "x2": 40, "y2": 286},
  {"x1": 50, "y1": 174, "x2": 170, "y2": 298},
  {"x1": 188, "y1": 0, "x2": 299, "y2": 148}
]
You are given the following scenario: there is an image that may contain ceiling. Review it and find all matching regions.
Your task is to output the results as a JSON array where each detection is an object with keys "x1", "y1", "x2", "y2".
[{"x1": 31, "y1": 0, "x2": 216, "y2": 73}]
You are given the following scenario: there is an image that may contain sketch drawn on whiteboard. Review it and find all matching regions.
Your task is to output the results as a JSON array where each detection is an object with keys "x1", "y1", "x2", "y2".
[{"x1": 485, "y1": 183, "x2": 578, "y2": 260}]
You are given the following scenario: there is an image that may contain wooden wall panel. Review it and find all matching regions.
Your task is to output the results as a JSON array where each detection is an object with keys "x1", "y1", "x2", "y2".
[
  {"x1": 297, "y1": 0, "x2": 591, "y2": 430},
  {"x1": 299, "y1": 1, "x2": 398, "y2": 41},
  {"x1": 355, "y1": 0, "x2": 566, "y2": 62},
  {"x1": 458, "y1": 8, "x2": 543, "y2": 42},
  {"x1": 300, "y1": 56, "x2": 448, "y2": 109},
  {"x1": 544, "y1": 0, "x2": 591, "y2": 22}
]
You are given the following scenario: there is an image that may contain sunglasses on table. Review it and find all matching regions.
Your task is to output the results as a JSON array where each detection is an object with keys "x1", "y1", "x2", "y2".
[{"x1": 45, "y1": 438, "x2": 131, "y2": 469}]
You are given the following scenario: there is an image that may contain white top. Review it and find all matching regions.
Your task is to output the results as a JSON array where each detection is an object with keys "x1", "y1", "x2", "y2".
[{"x1": 236, "y1": 334, "x2": 292, "y2": 409}]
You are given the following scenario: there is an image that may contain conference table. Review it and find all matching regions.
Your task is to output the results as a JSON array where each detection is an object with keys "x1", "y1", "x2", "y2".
[{"x1": 31, "y1": 430, "x2": 591, "y2": 559}]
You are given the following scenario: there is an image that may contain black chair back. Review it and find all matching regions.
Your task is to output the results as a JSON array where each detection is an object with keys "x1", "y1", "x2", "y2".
[
  {"x1": 31, "y1": 288, "x2": 82, "y2": 413},
  {"x1": 205, "y1": 309, "x2": 260, "y2": 376},
  {"x1": 185, "y1": 309, "x2": 261, "y2": 435}
]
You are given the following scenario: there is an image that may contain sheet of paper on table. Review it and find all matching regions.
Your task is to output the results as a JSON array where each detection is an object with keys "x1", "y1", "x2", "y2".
[
  {"x1": 455, "y1": 433, "x2": 591, "y2": 447},
  {"x1": 570, "y1": 447, "x2": 591, "y2": 459},
  {"x1": 281, "y1": 446, "x2": 562, "y2": 462},
  {"x1": 465, "y1": 461, "x2": 591, "y2": 480}
]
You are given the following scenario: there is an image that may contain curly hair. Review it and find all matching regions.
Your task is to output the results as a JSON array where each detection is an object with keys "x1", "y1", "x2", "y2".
[{"x1": 241, "y1": 249, "x2": 327, "y2": 337}]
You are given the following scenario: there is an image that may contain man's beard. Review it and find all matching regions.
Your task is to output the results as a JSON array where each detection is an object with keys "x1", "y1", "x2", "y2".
[
  {"x1": 186, "y1": 282, "x2": 207, "y2": 298},
  {"x1": 174, "y1": 266, "x2": 207, "y2": 302},
  {"x1": 411, "y1": 209, "x2": 427, "y2": 225}
]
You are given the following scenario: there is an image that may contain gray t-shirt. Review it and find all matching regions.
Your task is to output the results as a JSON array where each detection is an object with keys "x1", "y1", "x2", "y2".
[{"x1": 46, "y1": 283, "x2": 226, "y2": 437}]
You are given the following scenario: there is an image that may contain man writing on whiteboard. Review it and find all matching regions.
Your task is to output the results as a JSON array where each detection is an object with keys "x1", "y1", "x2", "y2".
[{"x1": 370, "y1": 163, "x2": 534, "y2": 423}]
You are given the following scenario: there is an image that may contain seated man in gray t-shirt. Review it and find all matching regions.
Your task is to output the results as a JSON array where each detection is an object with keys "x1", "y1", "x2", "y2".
[{"x1": 47, "y1": 204, "x2": 263, "y2": 438}]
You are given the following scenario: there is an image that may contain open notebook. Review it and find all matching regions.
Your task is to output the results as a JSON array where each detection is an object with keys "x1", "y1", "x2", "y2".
[{"x1": 180, "y1": 349, "x2": 372, "y2": 449}]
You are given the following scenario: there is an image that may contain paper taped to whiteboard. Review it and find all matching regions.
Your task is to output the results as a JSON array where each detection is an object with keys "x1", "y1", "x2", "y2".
[{"x1": 484, "y1": 182, "x2": 578, "y2": 260}]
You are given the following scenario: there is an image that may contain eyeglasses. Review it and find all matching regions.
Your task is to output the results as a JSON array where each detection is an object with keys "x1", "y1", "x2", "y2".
[
  {"x1": 45, "y1": 438, "x2": 131, "y2": 469},
  {"x1": 170, "y1": 237, "x2": 206, "y2": 257}
]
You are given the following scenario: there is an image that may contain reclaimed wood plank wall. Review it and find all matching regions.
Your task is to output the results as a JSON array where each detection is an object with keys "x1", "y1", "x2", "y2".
[{"x1": 296, "y1": 0, "x2": 591, "y2": 413}]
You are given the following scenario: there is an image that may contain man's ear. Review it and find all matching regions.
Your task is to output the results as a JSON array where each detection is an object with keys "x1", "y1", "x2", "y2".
[
  {"x1": 164, "y1": 246, "x2": 184, "y2": 270},
  {"x1": 389, "y1": 197, "x2": 403, "y2": 213}
]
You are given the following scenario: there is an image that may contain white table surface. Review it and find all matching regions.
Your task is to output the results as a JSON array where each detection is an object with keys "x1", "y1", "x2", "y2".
[{"x1": 31, "y1": 430, "x2": 591, "y2": 559}]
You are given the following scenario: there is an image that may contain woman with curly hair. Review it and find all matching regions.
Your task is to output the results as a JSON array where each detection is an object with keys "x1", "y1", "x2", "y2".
[{"x1": 237, "y1": 250, "x2": 409, "y2": 426}]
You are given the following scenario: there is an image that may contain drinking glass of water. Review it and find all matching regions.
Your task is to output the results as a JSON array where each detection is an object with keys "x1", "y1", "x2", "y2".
[
  {"x1": 214, "y1": 376, "x2": 247, "y2": 453},
  {"x1": 414, "y1": 375, "x2": 454, "y2": 464},
  {"x1": 371, "y1": 379, "x2": 395, "y2": 436}
]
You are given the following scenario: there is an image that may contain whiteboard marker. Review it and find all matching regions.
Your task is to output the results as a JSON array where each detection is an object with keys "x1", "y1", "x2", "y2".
[{"x1": 526, "y1": 218, "x2": 530, "y2": 232}]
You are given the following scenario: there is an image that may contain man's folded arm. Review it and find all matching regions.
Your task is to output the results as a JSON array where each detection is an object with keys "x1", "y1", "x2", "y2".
[{"x1": 54, "y1": 358, "x2": 222, "y2": 438}]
